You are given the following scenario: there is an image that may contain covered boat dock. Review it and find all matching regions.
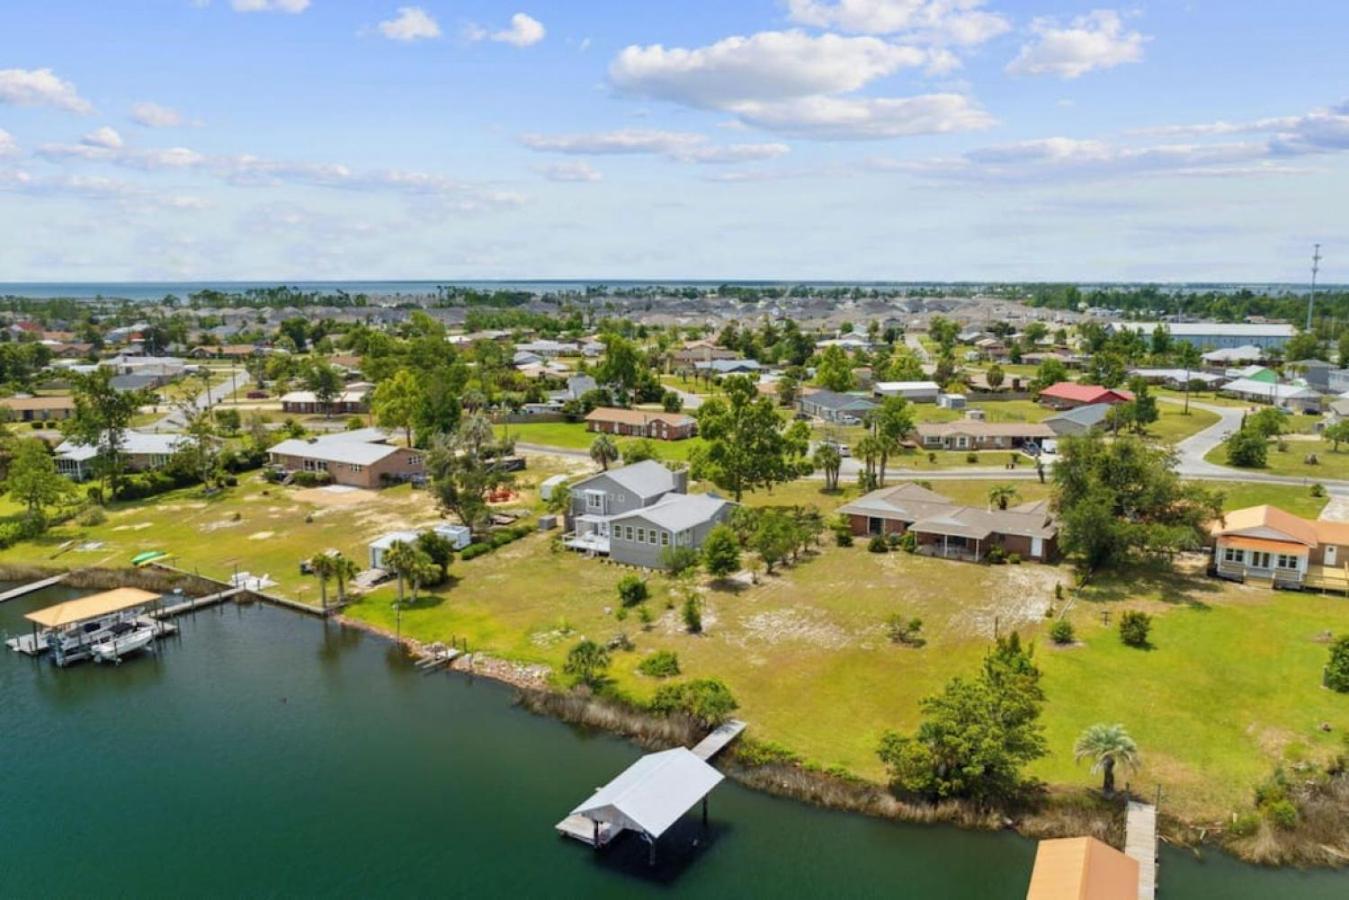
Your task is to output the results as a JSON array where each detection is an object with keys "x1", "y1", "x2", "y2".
[
  {"x1": 8, "y1": 588, "x2": 164, "y2": 665},
  {"x1": 559, "y1": 747, "x2": 724, "y2": 865}
]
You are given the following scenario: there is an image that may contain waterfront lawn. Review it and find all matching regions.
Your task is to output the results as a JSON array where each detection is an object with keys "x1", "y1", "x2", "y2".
[
  {"x1": 1205, "y1": 438, "x2": 1349, "y2": 481},
  {"x1": 343, "y1": 483, "x2": 1348, "y2": 820}
]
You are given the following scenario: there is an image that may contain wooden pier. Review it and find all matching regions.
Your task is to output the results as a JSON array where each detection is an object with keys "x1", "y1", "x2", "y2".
[
  {"x1": 690, "y1": 719, "x2": 746, "y2": 761},
  {"x1": 1125, "y1": 801, "x2": 1158, "y2": 899},
  {"x1": 0, "y1": 573, "x2": 69, "y2": 604}
]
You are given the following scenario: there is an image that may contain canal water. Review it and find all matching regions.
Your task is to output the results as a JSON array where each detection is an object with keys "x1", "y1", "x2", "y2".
[{"x1": 1, "y1": 586, "x2": 1344, "y2": 898}]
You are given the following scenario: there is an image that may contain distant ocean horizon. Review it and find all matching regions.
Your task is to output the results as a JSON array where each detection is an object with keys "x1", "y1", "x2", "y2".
[{"x1": 0, "y1": 279, "x2": 1338, "y2": 303}]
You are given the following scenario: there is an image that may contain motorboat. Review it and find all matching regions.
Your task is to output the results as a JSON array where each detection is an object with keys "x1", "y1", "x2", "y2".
[{"x1": 90, "y1": 622, "x2": 157, "y2": 664}]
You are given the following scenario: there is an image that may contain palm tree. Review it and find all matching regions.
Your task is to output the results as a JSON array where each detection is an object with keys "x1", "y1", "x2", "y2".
[
  {"x1": 988, "y1": 484, "x2": 1019, "y2": 511},
  {"x1": 309, "y1": 552, "x2": 335, "y2": 611},
  {"x1": 1074, "y1": 723, "x2": 1141, "y2": 795},
  {"x1": 330, "y1": 552, "x2": 359, "y2": 605},
  {"x1": 382, "y1": 540, "x2": 419, "y2": 608},
  {"x1": 590, "y1": 434, "x2": 619, "y2": 471}
]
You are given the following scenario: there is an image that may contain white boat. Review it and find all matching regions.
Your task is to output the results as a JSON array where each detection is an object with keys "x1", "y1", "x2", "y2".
[{"x1": 90, "y1": 623, "x2": 156, "y2": 664}]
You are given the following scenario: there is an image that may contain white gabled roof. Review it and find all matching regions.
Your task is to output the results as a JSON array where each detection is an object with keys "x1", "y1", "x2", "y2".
[
  {"x1": 571, "y1": 747, "x2": 723, "y2": 839},
  {"x1": 56, "y1": 431, "x2": 187, "y2": 461},
  {"x1": 270, "y1": 436, "x2": 403, "y2": 466},
  {"x1": 610, "y1": 492, "x2": 730, "y2": 531}
]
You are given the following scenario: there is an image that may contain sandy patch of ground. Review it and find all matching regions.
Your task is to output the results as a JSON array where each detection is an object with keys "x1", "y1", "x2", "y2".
[
  {"x1": 112, "y1": 523, "x2": 153, "y2": 532},
  {"x1": 292, "y1": 486, "x2": 380, "y2": 508},
  {"x1": 200, "y1": 519, "x2": 243, "y2": 533},
  {"x1": 730, "y1": 607, "x2": 856, "y2": 650},
  {"x1": 951, "y1": 565, "x2": 1068, "y2": 639},
  {"x1": 248, "y1": 531, "x2": 275, "y2": 541}
]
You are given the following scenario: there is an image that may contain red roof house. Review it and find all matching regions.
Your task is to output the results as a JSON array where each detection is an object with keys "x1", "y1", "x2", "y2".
[{"x1": 1038, "y1": 382, "x2": 1135, "y2": 409}]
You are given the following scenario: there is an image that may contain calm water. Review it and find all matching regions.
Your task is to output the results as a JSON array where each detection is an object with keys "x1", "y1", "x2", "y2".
[{"x1": 1, "y1": 586, "x2": 1344, "y2": 899}]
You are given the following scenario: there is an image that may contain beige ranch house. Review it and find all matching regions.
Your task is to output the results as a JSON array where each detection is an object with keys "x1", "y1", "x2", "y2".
[
  {"x1": 1210, "y1": 505, "x2": 1349, "y2": 591},
  {"x1": 269, "y1": 429, "x2": 424, "y2": 489}
]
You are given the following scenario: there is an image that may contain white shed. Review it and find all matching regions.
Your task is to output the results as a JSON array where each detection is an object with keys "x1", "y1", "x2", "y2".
[{"x1": 540, "y1": 473, "x2": 570, "y2": 501}]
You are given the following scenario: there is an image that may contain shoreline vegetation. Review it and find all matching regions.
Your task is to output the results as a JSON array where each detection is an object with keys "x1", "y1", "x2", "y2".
[{"x1": 5, "y1": 561, "x2": 1343, "y2": 869}]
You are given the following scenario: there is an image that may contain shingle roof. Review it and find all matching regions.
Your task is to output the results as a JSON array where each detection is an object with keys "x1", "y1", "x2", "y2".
[
  {"x1": 1039, "y1": 382, "x2": 1135, "y2": 404},
  {"x1": 1045, "y1": 403, "x2": 1112, "y2": 428},
  {"x1": 585, "y1": 407, "x2": 695, "y2": 428}
]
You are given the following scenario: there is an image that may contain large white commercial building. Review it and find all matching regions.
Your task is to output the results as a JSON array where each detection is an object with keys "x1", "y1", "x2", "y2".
[{"x1": 1109, "y1": 322, "x2": 1294, "y2": 350}]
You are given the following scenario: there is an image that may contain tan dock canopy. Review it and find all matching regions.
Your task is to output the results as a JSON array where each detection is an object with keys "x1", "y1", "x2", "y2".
[
  {"x1": 25, "y1": 588, "x2": 160, "y2": 628},
  {"x1": 1026, "y1": 836, "x2": 1139, "y2": 900}
]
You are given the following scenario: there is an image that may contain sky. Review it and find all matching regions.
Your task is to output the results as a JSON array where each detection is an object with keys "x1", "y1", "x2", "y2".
[{"x1": 0, "y1": 0, "x2": 1346, "y2": 283}]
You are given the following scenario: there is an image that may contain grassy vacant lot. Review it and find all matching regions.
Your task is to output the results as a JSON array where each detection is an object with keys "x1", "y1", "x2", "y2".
[
  {"x1": 1211, "y1": 481, "x2": 1329, "y2": 519},
  {"x1": 4, "y1": 462, "x2": 1344, "y2": 822},
  {"x1": 1139, "y1": 404, "x2": 1222, "y2": 444},
  {"x1": 341, "y1": 483, "x2": 1348, "y2": 820},
  {"x1": 1206, "y1": 437, "x2": 1349, "y2": 481},
  {"x1": 496, "y1": 421, "x2": 707, "y2": 462}
]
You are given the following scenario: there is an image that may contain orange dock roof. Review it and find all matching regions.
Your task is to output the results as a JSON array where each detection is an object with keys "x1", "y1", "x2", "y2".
[{"x1": 1026, "y1": 837, "x2": 1138, "y2": 900}]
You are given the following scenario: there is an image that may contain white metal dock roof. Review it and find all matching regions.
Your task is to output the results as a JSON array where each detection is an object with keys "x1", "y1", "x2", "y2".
[{"x1": 570, "y1": 747, "x2": 723, "y2": 839}]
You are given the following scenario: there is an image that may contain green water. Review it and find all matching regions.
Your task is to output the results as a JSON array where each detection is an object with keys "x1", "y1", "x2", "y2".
[{"x1": 2, "y1": 588, "x2": 1344, "y2": 898}]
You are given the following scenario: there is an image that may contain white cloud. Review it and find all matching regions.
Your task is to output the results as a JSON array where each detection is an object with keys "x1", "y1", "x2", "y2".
[
  {"x1": 81, "y1": 126, "x2": 124, "y2": 149},
  {"x1": 785, "y1": 0, "x2": 1010, "y2": 46},
  {"x1": 466, "y1": 12, "x2": 545, "y2": 47},
  {"x1": 231, "y1": 0, "x2": 310, "y2": 12},
  {"x1": 731, "y1": 92, "x2": 993, "y2": 139},
  {"x1": 519, "y1": 129, "x2": 790, "y2": 164},
  {"x1": 0, "y1": 169, "x2": 209, "y2": 211},
  {"x1": 1007, "y1": 10, "x2": 1146, "y2": 79},
  {"x1": 493, "y1": 13, "x2": 545, "y2": 47},
  {"x1": 0, "y1": 67, "x2": 93, "y2": 114},
  {"x1": 377, "y1": 7, "x2": 441, "y2": 42},
  {"x1": 131, "y1": 101, "x2": 187, "y2": 128},
  {"x1": 537, "y1": 161, "x2": 604, "y2": 183},
  {"x1": 1128, "y1": 103, "x2": 1349, "y2": 156},
  {"x1": 611, "y1": 31, "x2": 926, "y2": 107},
  {"x1": 0, "y1": 129, "x2": 18, "y2": 157},
  {"x1": 608, "y1": 30, "x2": 989, "y2": 140}
]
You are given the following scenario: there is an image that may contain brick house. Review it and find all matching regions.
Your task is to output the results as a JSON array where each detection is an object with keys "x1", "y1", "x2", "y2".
[
  {"x1": 585, "y1": 407, "x2": 698, "y2": 441},
  {"x1": 268, "y1": 429, "x2": 424, "y2": 489}
]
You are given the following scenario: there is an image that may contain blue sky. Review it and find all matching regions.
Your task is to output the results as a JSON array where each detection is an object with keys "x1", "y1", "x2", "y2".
[{"x1": 1, "y1": 1, "x2": 1346, "y2": 282}]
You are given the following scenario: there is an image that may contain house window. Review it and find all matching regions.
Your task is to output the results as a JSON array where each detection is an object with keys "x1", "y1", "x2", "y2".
[
  {"x1": 625, "y1": 526, "x2": 634, "y2": 541},
  {"x1": 1223, "y1": 546, "x2": 1243, "y2": 564},
  {"x1": 407, "y1": 454, "x2": 422, "y2": 466},
  {"x1": 661, "y1": 531, "x2": 670, "y2": 546},
  {"x1": 636, "y1": 527, "x2": 646, "y2": 543},
  {"x1": 586, "y1": 492, "x2": 602, "y2": 510},
  {"x1": 648, "y1": 529, "x2": 658, "y2": 545},
  {"x1": 348, "y1": 464, "x2": 364, "y2": 472},
  {"x1": 1277, "y1": 554, "x2": 1299, "y2": 570},
  {"x1": 1251, "y1": 551, "x2": 1272, "y2": 569}
]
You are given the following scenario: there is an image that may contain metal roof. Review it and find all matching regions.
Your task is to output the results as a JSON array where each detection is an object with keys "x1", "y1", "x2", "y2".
[
  {"x1": 610, "y1": 492, "x2": 730, "y2": 531},
  {"x1": 574, "y1": 460, "x2": 678, "y2": 498},
  {"x1": 269, "y1": 435, "x2": 404, "y2": 466},
  {"x1": 26, "y1": 587, "x2": 160, "y2": 628},
  {"x1": 570, "y1": 747, "x2": 724, "y2": 839}
]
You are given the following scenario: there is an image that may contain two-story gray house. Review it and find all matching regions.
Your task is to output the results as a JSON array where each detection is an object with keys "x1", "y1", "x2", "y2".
[{"x1": 563, "y1": 460, "x2": 732, "y2": 568}]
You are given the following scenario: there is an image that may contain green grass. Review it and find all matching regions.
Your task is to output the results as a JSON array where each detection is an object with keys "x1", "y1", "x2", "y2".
[
  {"x1": 1139, "y1": 404, "x2": 1221, "y2": 444},
  {"x1": 1206, "y1": 481, "x2": 1329, "y2": 519},
  {"x1": 1206, "y1": 438, "x2": 1349, "y2": 481},
  {"x1": 497, "y1": 421, "x2": 707, "y2": 462},
  {"x1": 4, "y1": 466, "x2": 1344, "y2": 822}
]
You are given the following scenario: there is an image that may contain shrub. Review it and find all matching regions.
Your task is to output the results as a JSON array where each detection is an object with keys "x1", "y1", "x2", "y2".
[
  {"x1": 1119, "y1": 610, "x2": 1152, "y2": 648},
  {"x1": 886, "y1": 531, "x2": 902, "y2": 549},
  {"x1": 702, "y1": 523, "x2": 741, "y2": 577},
  {"x1": 1324, "y1": 634, "x2": 1349, "y2": 692},
  {"x1": 1228, "y1": 812, "x2": 1261, "y2": 838},
  {"x1": 1264, "y1": 799, "x2": 1299, "y2": 830},
  {"x1": 834, "y1": 528, "x2": 854, "y2": 547},
  {"x1": 637, "y1": 605, "x2": 653, "y2": 629},
  {"x1": 868, "y1": 534, "x2": 889, "y2": 553},
  {"x1": 966, "y1": 452, "x2": 979, "y2": 464},
  {"x1": 617, "y1": 574, "x2": 650, "y2": 608},
  {"x1": 1311, "y1": 482, "x2": 1326, "y2": 498},
  {"x1": 489, "y1": 531, "x2": 513, "y2": 548},
  {"x1": 649, "y1": 677, "x2": 738, "y2": 726},
  {"x1": 986, "y1": 545, "x2": 1007, "y2": 564},
  {"x1": 460, "y1": 543, "x2": 491, "y2": 561},
  {"x1": 734, "y1": 738, "x2": 801, "y2": 768},
  {"x1": 927, "y1": 452, "x2": 937, "y2": 463},
  {"x1": 637, "y1": 650, "x2": 680, "y2": 678},
  {"x1": 1007, "y1": 553, "x2": 1022, "y2": 565},
  {"x1": 682, "y1": 595, "x2": 702, "y2": 633},
  {"x1": 1050, "y1": 619, "x2": 1075, "y2": 645},
  {"x1": 662, "y1": 545, "x2": 701, "y2": 576},
  {"x1": 886, "y1": 614, "x2": 925, "y2": 646},
  {"x1": 79, "y1": 506, "x2": 107, "y2": 527},
  {"x1": 899, "y1": 531, "x2": 917, "y2": 553}
]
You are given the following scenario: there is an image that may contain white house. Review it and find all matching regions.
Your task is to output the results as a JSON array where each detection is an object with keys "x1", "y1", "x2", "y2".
[{"x1": 874, "y1": 380, "x2": 941, "y2": 403}]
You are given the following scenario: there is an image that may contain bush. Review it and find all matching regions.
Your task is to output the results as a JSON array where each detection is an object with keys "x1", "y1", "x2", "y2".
[
  {"x1": 78, "y1": 506, "x2": 107, "y2": 527},
  {"x1": 834, "y1": 528, "x2": 854, "y2": 547},
  {"x1": 965, "y1": 452, "x2": 979, "y2": 464},
  {"x1": 899, "y1": 531, "x2": 917, "y2": 553},
  {"x1": 734, "y1": 738, "x2": 801, "y2": 768},
  {"x1": 987, "y1": 545, "x2": 1006, "y2": 564},
  {"x1": 1050, "y1": 619, "x2": 1075, "y2": 645},
  {"x1": 885, "y1": 614, "x2": 925, "y2": 646},
  {"x1": 868, "y1": 534, "x2": 889, "y2": 553},
  {"x1": 1007, "y1": 552, "x2": 1021, "y2": 565},
  {"x1": 649, "y1": 677, "x2": 738, "y2": 726},
  {"x1": 617, "y1": 574, "x2": 650, "y2": 608},
  {"x1": 460, "y1": 543, "x2": 491, "y2": 561},
  {"x1": 1324, "y1": 634, "x2": 1349, "y2": 692},
  {"x1": 1228, "y1": 812, "x2": 1261, "y2": 837},
  {"x1": 291, "y1": 470, "x2": 333, "y2": 488},
  {"x1": 886, "y1": 531, "x2": 902, "y2": 549},
  {"x1": 1311, "y1": 482, "x2": 1326, "y2": 498},
  {"x1": 637, "y1": 650, "x2": 680, "y2": 678},
  {"x1": 682, "y1": 595, "x2": 702, "y2": 633},
  {"x1": 1119, "y1": 610, "x2": 1152, "y2": 648},
  {"x1": 1264, "y1": 799, "x2": 1299, "y2": 830},
  {"x1": 927, "y1": 452, "x2": 937, "y2": 463}
]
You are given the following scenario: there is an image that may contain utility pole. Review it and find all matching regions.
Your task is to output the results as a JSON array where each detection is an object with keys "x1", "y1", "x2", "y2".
[{"x1": 1306, "y1": 243, "x2": 1322, "y2": 331}]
